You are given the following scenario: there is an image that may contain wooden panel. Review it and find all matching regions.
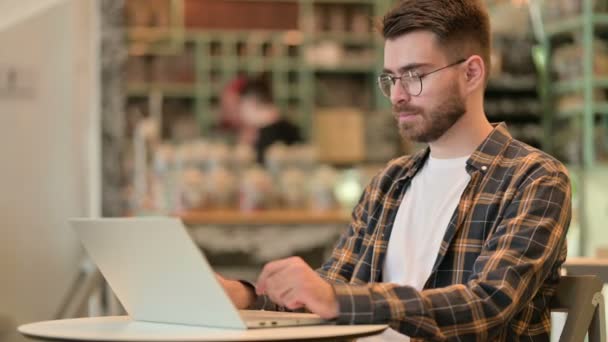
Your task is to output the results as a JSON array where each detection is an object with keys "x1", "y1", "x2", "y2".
[{"x1": 184, "y1": 0, "x2": 299, "y2": 30}]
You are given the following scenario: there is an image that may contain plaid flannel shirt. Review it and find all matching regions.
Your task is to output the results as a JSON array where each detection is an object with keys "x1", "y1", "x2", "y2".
[{"x1": 252, "y1": 123, "x2": 571, "y2": 341}]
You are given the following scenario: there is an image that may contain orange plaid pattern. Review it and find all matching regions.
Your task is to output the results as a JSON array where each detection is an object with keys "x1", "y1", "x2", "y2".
[{"x1": 255, "y1": 123, "x2": 571, "y2": 341}]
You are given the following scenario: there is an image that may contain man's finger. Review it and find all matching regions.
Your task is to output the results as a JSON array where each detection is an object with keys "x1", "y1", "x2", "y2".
[
  {"x1": 279, "y1": 286, "x2": 294, "y2": 302},
  {"x1": 282, "y1": 288, "x2": 305, "y2": 311},
  {"x1": 264, "y1": 270, "x2": 294, "y2": 299},
  {"x1": 256, "y1": 258, "x2": 298, "y2": 294}
]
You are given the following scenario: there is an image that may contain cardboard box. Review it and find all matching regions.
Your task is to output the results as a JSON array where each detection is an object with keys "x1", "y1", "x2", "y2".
[{"x1": 314, "y1": 108, "x2": 365, "y2": 164}]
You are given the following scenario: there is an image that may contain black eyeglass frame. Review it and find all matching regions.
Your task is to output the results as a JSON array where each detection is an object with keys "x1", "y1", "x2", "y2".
[{"x1": 378, "y1": 58, "x2": 468, "y2": 97}]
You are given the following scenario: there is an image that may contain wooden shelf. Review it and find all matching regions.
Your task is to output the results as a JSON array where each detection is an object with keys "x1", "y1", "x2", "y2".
[
  {"x1": 557, "y1": 102, "x2": 608, "y2": 119},
  {"x1": 311, "y1": 32, "x2": 377, "y2": 45},
  {"x1": 545, "y1": 14, "x2": 608, "y2": 37},
  {"x1": 127, "y1": 83, "x2": 197, "y2": 97},
  {"x1": 311, "y1": 63, "x2": 377, "y2": 73},
  {"x1": 177, "y1": 209, "x2": 351, "y2": 225},
  {"x1": 486, "y1": 75, "x2": 537, "y2": 92},
  {"x1": 554, "y1": 78, "x2": 608, "y2": 95}
]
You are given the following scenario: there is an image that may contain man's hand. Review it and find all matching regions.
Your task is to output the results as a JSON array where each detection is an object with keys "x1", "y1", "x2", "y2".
[
  {"x1": 216, "y1": 273, "x2": 256, "y2": 309},
  {"x1": 255, "y1": 257, "x2": 339, "y2": 320}
]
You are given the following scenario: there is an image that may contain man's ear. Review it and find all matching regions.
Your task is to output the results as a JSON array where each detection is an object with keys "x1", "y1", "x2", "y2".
[{"x1": 463, "y1": 55, "x2": 485, "y2": 92}]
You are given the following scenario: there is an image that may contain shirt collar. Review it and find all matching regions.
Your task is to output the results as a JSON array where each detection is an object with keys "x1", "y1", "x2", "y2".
[
  {"x1": 396, "y1": 122, "x2": 512, "y2": 181},
  {"x1": 466, "y1": 122, "x2": 512, "y2": 174}
]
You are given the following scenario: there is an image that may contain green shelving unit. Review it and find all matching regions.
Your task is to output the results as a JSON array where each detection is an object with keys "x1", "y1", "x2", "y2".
[
  {"x1": 532, "y1": 0, "x2": 608, "y2": 256},
  {"x1": 534, "y1": 0, "x2": 608, "y2": 167},
  {"x1": 126, "y1": 0, "x2": 392, "y2": 141}
]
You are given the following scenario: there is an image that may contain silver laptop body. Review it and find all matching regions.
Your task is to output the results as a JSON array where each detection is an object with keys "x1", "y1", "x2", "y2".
[{"x1": 70, "y1": 217, "x2": 325, "y2": 329}]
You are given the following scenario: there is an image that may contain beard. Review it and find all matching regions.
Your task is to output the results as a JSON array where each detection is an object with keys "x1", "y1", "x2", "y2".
[{"x1": 392, "y1": 86, "x2": 466, "y2": 143}]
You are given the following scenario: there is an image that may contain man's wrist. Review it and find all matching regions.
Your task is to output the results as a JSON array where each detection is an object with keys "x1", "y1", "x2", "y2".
[
  {"x1": 328, "y1": 284, "x2": 340, "y2": 319},
  {"x1": 234, "y1": 280, "x2": 257, "y2": 309}
]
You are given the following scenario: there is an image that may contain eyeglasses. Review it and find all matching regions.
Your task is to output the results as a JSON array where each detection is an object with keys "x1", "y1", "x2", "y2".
[{"x1": 377, "y1": 58, "x2": 467, "y2": 98}]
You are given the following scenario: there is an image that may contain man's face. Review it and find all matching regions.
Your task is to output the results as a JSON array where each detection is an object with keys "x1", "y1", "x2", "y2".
[{"x1": 383, "y1": 31, "x2": 466, "y2": 143}]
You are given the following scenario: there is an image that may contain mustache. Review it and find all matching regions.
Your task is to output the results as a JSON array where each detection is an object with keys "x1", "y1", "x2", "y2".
[{"x1": 392, "y1": 103, "x2": 423, "y2": 114}]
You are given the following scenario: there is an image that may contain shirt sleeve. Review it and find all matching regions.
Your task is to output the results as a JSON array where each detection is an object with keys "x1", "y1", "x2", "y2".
[
  {"x1": 316, "y1": 174, "x2": 378, "y2": 283},
  {"x1": 332, "y1": 170, "x2": 571, "y2": 340},
  {"x1": 246, "y1": 174, "x2": 379, "y2": 311}
]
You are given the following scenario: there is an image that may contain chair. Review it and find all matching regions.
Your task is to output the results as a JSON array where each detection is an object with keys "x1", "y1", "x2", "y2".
[{"x1": 551, "y1": 275, "x2": 606, "y2": 342}]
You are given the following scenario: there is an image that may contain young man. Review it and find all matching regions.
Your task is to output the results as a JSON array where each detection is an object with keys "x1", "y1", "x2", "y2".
[{"x1": 218, "y1": 1, "x2": 571, "y2": 340}]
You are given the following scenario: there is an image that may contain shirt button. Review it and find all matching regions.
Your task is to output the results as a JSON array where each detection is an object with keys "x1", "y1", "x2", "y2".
[{"x1": 481, "y1": 166, "x2": 488, "y2": 172}]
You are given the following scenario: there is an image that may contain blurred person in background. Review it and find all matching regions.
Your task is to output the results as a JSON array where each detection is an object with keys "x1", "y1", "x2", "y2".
[
  {"x1": 239, "y1": 77, "x2": 303, "y2": 165},
  {"x1": 215, "y1": 75, "x2": 256, "y2": 144}
]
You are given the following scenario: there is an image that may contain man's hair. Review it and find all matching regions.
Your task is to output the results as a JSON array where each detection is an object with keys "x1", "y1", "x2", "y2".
[
  {"x1": 240, "y1": 77, "x2": 274, "y2": 105},
  {"x1": 382, "y1": 0, "x2": 491, "y2": 81}
]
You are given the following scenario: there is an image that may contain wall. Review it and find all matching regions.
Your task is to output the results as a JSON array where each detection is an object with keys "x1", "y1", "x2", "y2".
[{"x1": 0, "y1": 0, "x2": 99, "y2": 341}]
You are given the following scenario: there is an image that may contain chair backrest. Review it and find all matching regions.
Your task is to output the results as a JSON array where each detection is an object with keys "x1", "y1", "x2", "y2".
[{"x1": 551, "y1": 275, "x2": 606, "y2": 342}]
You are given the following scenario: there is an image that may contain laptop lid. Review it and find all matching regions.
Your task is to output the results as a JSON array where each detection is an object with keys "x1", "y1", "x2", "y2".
[{"x1": 70, "y1": 217, "x2": 247, "y2": 329}]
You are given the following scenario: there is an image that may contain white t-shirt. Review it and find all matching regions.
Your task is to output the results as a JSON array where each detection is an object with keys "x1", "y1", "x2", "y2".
[{"x1": 361, "y1": 154, "x2": 471, "y2": 342}]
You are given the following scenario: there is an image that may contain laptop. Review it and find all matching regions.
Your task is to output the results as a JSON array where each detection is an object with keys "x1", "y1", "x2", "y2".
[{"x1": 70, "y1": 217, "x2": 326, "y2": 329}]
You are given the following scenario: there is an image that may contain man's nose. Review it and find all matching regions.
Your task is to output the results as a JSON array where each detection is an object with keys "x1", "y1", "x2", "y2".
[{"x1": 390, "y1": 82, "x2": 411, "y2": 106}]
